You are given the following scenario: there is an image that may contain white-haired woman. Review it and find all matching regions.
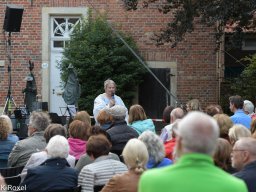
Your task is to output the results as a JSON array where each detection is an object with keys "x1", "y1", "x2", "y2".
[
  {"x1": 93, "y1": 79, "x2": 127, "y2": 123},
  {"x1": 20, "y1": 135, "x2": 78, "y2": 191},
  {"x1": 101, "y1": 138, "x2": 148, "y2": 192},
  {"x1": 139, "y1": 131, "x2": 172, "y2": 168}
]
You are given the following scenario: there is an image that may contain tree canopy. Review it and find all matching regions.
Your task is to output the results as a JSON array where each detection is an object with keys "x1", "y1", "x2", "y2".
[
  {"x1": 123, "y1": 0, "x2": 256, "y2": 48},
  {"x1": 230, "y1": 53, "x2": 256, "y2": 102},
  {"x1": 59, "y1": 15, "x2": 146, "y2": 114}
]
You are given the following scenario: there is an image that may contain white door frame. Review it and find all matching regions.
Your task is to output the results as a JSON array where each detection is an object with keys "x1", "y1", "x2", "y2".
[{"x1": 41, "y1": 7, "x2": 87, "y2": 112}]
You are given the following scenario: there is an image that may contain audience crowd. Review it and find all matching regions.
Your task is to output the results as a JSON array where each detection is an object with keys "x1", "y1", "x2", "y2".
[{"x1": 0, "y1": 91, "x2": 256, "y2": 192}]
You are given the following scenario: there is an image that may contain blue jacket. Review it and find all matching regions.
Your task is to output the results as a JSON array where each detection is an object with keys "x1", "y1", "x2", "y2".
[
  {"x1": 147, "y1": 157, "x2": 172, "y2": 169},
  {"x1": 129, "y1": 119, "x2": 156, "y2": 135},
  {"x1": 230, "y1": 109, "x2": 252, "y2": 128},
  {"x1": 20, "y1": 158, "x2": 78, "y2": 191},
  {"x1": 0, "y1": 134, "x2": 19, "y2": 167},
  {"x1": 233, "y1": 160, "x2": 256, "y2": 192}
]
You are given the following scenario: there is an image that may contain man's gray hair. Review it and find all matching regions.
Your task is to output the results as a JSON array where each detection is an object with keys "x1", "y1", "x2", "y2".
[
  {"x1": 29, "y1": 112, "x2": 51, "y2": 132},
  {"x1": 46, "y1": 135, "x2": 69, "y2": 158},
  {"x1": 244, "y1": 100, "x2": 255, "y2": 114},
  {"x1": 178, "y1": 111, "x2": 219, "y2": 155},
  {"x1": 104, "y1": 79, "x2": 116, "y2": 89},
  {"x1": 139, "y1": 131, "x2": 165, "y2": 163}
]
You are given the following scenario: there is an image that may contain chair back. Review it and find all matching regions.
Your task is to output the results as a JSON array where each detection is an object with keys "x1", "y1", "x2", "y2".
[{"x1": 0, "y1": 166, "x2": 24, "y2": 177}]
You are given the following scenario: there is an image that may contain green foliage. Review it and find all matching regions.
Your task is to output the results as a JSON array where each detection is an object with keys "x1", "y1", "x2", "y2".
[
  {"x1": 59, "y1": 14, "x2": 146, "y2": 114},
  {"x1": 122, "y1": 0, "x2": 256, "y2": 48},
  {"x1": 230, "y1": 54, "x2": 256, "y2": 102}
]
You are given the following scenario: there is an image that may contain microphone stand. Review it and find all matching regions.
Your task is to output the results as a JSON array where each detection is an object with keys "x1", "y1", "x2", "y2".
[{"x1": 2, "y1": 32, "x2": 17, "y2": 115}]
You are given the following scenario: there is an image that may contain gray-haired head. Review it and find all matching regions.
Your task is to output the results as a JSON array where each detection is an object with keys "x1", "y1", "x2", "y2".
[
  {"x1": 177, "y1": 111, "x2": 219, "y2": 156},
  {"x1": 243, "y1": 100, "x2": 255, "y2": 115},
  {"x1": 29, "y1": 112, "x2": 51, "y2": 132},
  {"x1": 139, "y1": 131, "x2": 165, "y2": 164},
  {"x1": 46, "y1": 135, "x2": 69, "y2": 159},
  {"x1": 105, "y1": 105, "x2": 127, "y2": 121},
  {"x1": 104, "y1": 79, "x2": 116, "y2": 90}
]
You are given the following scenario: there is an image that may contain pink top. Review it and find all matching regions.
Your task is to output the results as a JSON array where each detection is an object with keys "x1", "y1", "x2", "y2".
[{"x1": 68, "y1": 137, "x2": 87, "y2": 160}]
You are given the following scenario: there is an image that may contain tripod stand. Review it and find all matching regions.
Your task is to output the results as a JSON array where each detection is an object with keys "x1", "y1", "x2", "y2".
[{"x1": 2, "y1": 32, "x2": 17, "y2": 115}]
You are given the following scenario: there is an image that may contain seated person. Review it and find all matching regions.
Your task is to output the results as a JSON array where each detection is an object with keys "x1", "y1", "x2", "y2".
[
  {"x1": 105, "y1": 105, "x2": 139, "y2": 156},
  {"x1": 139, "y1": 131, "x2": 172, "y2": 168},
  {"x1": 128, "y1": 104, "x2": 156, "y2": 135},
  {"x1": 20, "y1": 135, "x2": 78, "y2": 191},
  {"x1": 75, "y1": 126, "x2": 120, "y2": 173},
  {"x1": 78, "y1": 134, "x2": 127, "y2": 191},
  {"x1": 20, "y1": 124, "x2": 76, "y2": 182},
  {"x1": 68, "y1": 120, "x2": 90, "y2": 160},
  {"x1": 101, "y1": 138, "x2": 148, "y2": 192},
  {"x1": 0, "y1": 115, "x2": 19, "y2": 168},
  {"x1": 8, "y1": 112, "x2": 50, "y2": 167}
]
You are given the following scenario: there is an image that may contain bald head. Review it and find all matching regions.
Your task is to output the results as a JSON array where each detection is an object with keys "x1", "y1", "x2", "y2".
[
  {"x1": 232, "y1": 137, "x2": 256, "y2": 170},
  {"x1": 177, "y1": 111, "x2": 219, "y2": 156},
  {"x1": 235, "y1": 138, "x2": 256, "y2": 157},
  {"x1": 170, "y1": 107, "x2": 184, "y2": 123}
]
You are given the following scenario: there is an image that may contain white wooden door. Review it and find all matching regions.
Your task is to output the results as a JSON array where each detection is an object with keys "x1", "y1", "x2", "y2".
[{"x1": 50, "y1": 17, "x2": 80, "y2": 115}]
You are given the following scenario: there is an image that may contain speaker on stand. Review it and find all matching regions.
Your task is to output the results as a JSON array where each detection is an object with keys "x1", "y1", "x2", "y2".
[
  {"x1": 2, "y1": 4, "x2": 24, "y2": 116},
  {"x1": 3, "y1": 4, "x2": 24, "y2": 33}
]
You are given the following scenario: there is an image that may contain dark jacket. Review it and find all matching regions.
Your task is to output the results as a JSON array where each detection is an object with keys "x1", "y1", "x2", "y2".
[
  {"x1": 20, "y1": 158, "x2": 78, "y2": 192},
  {"x1": 106, "y1": 120, "x2": 139, "y2": 156},
  {"x1": 233, "y1": 160, "x2": 256, "y2": 192}
]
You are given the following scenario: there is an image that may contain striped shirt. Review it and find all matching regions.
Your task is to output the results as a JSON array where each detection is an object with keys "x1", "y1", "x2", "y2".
[{"x1": 78, "y1": 156, "x2": 128, "y2": 192}]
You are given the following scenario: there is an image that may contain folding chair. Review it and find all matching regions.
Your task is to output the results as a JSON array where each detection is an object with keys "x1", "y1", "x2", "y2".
[{"x1": 0, "y1": 166, "x2": 24, "y2": 177}]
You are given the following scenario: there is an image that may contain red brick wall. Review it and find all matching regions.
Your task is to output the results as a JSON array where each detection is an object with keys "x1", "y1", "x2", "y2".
[{"x1": 0, "y1": 0, "x2": 218, "y2": 111}]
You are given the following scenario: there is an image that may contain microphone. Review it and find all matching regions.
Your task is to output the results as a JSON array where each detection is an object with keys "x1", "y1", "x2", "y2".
[{"x1": 111, "y1": 92, "x2": 115, "y2": 99}]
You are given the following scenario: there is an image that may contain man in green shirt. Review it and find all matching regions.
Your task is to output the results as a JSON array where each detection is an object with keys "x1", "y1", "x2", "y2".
[{"x1": 139, "y1": 111, "x2": 247, "y2": 192}]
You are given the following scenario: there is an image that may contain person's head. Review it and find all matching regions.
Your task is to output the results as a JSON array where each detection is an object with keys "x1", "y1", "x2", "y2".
[
  {"x1": 243, "y1": 100, "x2": 255, "y2": 115},
  {"x1": 162, "y1": 106, "x2": 174, "y2": 124},
  {"x1": 122, "y1": 138, "x2": 148, "y2": 173},
  {"x1": 0, "y1": 115, "x2": 13, "y2": 133},
  {"x1": 69, "y1": 120, "x2": 90, "y2": 140},
  {"x1": 0, "y1": 117, "x2": 10, "y2": 140},
  {"x1": 104, "y1": 79, "x2": 116, "y2": 96},
  {"x1": 73, "y1": 111, "x2": 91, "y2": 125},
  {"x1": 229, "y1": 95, "x2": 244, "y2": 112},
  {"x1": 89, "y1": 125, "x2": 107, "y2": 137},
  {"x1": 44, "y1": 124, "x2": 67, "y2": 143},
  {"x1": 96, "y1": 109, "x2": 113, "y2": 126},
  {"x1": 105, "y1": 105, "x2": 127, "y2": 121},
  {"x1": 46, "y1": 135, "x2": 69, "y2": 159},
  {"x1": 205, "y1": 104, "x2": 223, "y2": 116},
  {"x1": 128, "y1": 104, "x2": 147, "y2": 124},
  {"x1": 28, "y1": 112, "x2": 51, "y2": 136},
  {"x1": 170, "y1": 107, "x2": 184, "y2": 123},
  {"x1": 86, "y1": 134, "x2": 111, "y2": 159},
  {"x1": 231, "y1": 137, "x2": 256, "y2": 170},
  {"x1": 213, "y1": 114, "x2": 233, "y2": 140},
  {"x1": 228, "y1": 124, "x2": 251, "y2": 145},
  {"x1": 213, "y1": 138, "x2": 232, "y2": 171},
  {"x1": 139, "y1": 131, "x2": 165, "y2": 164},
  {"x1": 175, "y1": 111, "x2": 219, "y2": 158},
  {"x1": 186, "y1": 99, "x2": 201, "y2": 112}
]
